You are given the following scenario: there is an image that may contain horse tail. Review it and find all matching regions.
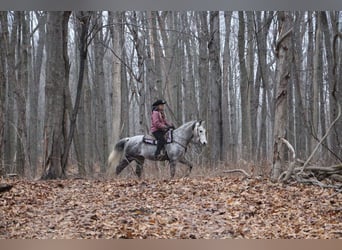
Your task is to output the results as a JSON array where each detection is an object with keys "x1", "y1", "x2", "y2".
[{"x1": 107, "y1": 138, "x2": 128, "y2": 175}]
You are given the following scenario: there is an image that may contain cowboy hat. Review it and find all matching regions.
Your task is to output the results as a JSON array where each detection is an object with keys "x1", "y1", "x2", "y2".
[{"x1": 152, "y1": 99, "x2": 167, "y2": 106}]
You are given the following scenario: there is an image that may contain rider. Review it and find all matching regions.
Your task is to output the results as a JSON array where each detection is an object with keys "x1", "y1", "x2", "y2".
[{"x1": 150, "y1": 99, "x2": 174, "y2": 159}]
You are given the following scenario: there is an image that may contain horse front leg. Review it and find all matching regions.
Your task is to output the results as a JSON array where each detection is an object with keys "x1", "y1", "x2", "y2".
[
  {"x1": 179, "y1": 157, "x2": 193, "y2": 177},
  {"x1": 169, "y1": 160, "x2": 177, "y2": 179}
]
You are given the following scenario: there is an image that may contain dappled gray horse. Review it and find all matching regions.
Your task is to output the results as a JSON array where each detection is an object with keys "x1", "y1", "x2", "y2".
[{"x1": 107, "y1": 120, "x2": 207, "y2": 178}]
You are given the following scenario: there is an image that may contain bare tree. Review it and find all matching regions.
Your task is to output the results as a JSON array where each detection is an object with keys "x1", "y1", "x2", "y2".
[
  {"x1": 222, "y1": 11, "x2": 233, "y2": 161},
  {"x1": 28, "y1": 11, "x2": 46, "y2": 177},
  {"x1": 238, "y1": 11, "x2": 252, "y2": 160},
  {"x1": 208, "y1": 11, "x2": 223, "y2": 162},
  {"x1": 41, "y1": 11, "x2": 71, "y2": 180},
  {"x1": 2, "y1": 12, "x2": 18, "y2": 175},
  {"x1": 15, "y1": 11, "x2": 30, "y2": 176},
  {"x1": 197, "y1": 11, "x2": 209, "y2": 129},
  {"x1": 0, "y1": 12, "x2": 7, "y2": 175},
  {"x1": 62, "y1": 12, "x2": 91, "y2": 176},
  {"x1": 271, "y1": 11, "x2": 293, "y2": 181},
  {"x1": 108, "y1": 11, "x2": 122, "y2": 152}
]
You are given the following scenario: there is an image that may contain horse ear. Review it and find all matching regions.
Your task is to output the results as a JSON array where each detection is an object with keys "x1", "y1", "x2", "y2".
[
  {"x1": 198, "y1": 120, "x2": 205, "y2": 126},
  {"x1": 192, "y1": 121, "x2": 198, "y2": 130}
]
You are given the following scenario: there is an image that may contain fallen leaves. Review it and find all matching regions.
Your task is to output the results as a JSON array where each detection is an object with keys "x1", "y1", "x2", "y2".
[{"x1": 0, "y1": 177, "x2": 341, "y2": 239}]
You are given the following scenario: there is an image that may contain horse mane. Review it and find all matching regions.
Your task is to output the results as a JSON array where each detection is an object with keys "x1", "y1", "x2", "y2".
[{"x1": 177, "y1": 120, "x2": 198, "y2": 131}]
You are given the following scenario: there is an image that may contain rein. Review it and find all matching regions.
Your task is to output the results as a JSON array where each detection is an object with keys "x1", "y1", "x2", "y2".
[{"x1": 173, "y1": 140, "x2": 188, "y2": 150}]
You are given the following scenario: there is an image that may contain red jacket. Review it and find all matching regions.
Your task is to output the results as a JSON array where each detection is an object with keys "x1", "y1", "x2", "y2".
[{"x1": 150, "y1": 110, "x2": 171, "y2": 133}]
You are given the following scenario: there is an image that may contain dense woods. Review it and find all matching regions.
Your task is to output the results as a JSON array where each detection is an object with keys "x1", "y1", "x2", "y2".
[
  {"x1": 0, "y1": 11, "x2": 341, "y2": 181},
  {"x1": 0, "y1": 10, "x2": 341, "y2": 240}
]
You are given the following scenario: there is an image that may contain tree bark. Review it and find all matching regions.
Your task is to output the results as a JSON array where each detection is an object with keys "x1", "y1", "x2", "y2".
[
  {"x1": 61, "y1": 12, "x2": 91, "y2": 176},
  {"x1": 312, "y1": 12, "x2": 322, "y2": 157},
  {"x1": 196, "y1": 11, "x2": 210, "y2": 162},
  {"x1": 330, "y1": 12, "x2": 342, "y2": 161},
  {"x1": 92, "y1": 12, "x2": 109, "y2": 172},
  {"x1": 306, "y1": 11, "x2": 314, "y2": 156},
  {"x1": 15, "y1": 11, "x2": 30, "y2": 176},
  {"x1": 246, "y1": 11, "x2": 257, "y2": 160},
  {"x1": 197, "y1": 11, "x2": 209, "y2": 127},
  {"x1": 108, "y1": 11, "x2": 122, "y2": 153},
  {"x1": 254, "y1": 11, "x2": 273, "y2": 161},
  {"x1": 41, "y1": 11, "x2": 71, "y2": 180},
  {"x1": 182, "y1": 12, "x2": 197, "y2": 122},
  {"x1": 208, "y1": 11, "x2": 222, "y2": 162},
  {"x1": 222, "y1": 11, "x2": 233, "y2": 161},
  {"x1": 28, "y1": 11, "x2": 46, "y2": 178},
  {"x1": 2, "y1": 12, "x2": 17, "y2": 175},
  {"x1": 271, "y1": 11, "x2": 293, "y2": 181},
  {"x1": 238, "y1": 11, "x2": 252, "y2": 160},
  {"x1": 0, "y1": 12, "x2": 8, "y2": 175}
]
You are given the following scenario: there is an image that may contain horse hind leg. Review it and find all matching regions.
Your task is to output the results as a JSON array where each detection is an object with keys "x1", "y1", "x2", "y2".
[
  {"x1": 116, "y1": 156, "x2": 132, "y2": 176},
  {"x1": 135, "y1": 158, "x2": 145, "y2": 179}
]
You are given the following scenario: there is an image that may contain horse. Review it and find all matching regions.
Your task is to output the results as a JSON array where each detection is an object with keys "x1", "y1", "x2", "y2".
[{"x1": 107, "y1": 120, "x2": 207, "y2": 179}]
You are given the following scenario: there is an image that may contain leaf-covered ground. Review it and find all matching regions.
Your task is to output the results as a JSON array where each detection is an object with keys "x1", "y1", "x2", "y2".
[{"x1": 0, "y1": 177, "x2": 341, "y2": 239}]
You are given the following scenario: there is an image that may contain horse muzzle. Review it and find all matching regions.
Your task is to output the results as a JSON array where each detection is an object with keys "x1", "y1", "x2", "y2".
[{"x1": 201, "y1": 140, "x2": 207, "y2": 145}]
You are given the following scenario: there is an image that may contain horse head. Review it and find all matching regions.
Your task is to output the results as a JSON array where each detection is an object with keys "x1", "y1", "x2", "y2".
[{"x1": 193, "y1": 120, "x2": 207, "y2": 145}]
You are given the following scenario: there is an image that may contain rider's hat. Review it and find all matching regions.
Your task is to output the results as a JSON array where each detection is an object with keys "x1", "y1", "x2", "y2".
[{"x1": 152, "y1": 99, "x2": 167, "y2": 106}]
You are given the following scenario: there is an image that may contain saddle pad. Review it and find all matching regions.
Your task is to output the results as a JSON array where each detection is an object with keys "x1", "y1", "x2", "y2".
[{"x1": 143, "y1": 130, "x2": 173, "y2": 145}]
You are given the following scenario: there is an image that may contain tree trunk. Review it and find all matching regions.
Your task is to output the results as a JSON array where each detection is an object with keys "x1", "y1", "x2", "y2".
[
  {"x1": 238, "y1": 11, "x2": 252, "y2": 160},
  {"x1": 41, "y1": 11, "x2": 71, "y2": 180},
  {"x1": 330, "y1": 11, "x2": 342, "y2": 162},
  {"x1": 92, "y1": 12, "x2": 109, "y2": 173},
  {"x1": 129, "y1": 11, "x2": 147, "y2": 134},
  {"x1": 0, "y1": 12, "x2": 7, "y2": 176},
  {"x1": 28, "y1": 11, "x2": 46, "y2": 178},
  {"x1": 150, "y1": 11, "x2": 163, "y2": 99},
  {"x1": 312, "y1": 12, "x2": 322, "y2": 157},
  {"x1": 222, "y1": 11, "x2": 233, "y2": 161},
  {"x1": 109, "y1": 11, "x2": 122, "y2": 152},
  {"x1": 292, "y1": 12, "x2": 307, "y2": 160},
  {"x1": 197, "y1": 11, "x2": 209, "y2": 129},
  {"x1": 117, "y1": 12, "x2": 129, "y2": 138},
  {"x1": 0, "y1": 11, "x2": 8, "y2": 177},
  {"x1": 182, "y1": 12, "x2": 197, "y2": 122},
  {"x1": 2, "y1": 12, "x2": 17, "y2": 175},
  {"x1": 271, "y1": 11, "x2": 293, "y2": 181},
  {"x1": 321, "y1": 11, "x2": 335, "y2": 162},
  {"x1": 306, "y1": 11, "x2": 314, "y2": 156},
  {"x1": 208, "y1": 11, "x2": 222, "y2": 162},
  {"x1": 196, "y1": 11, "x2": 210, "y2": 162},
  {"x1": 62, "y1": 12, "x2": 91, "y2": 176},
  {"x1": 254, "y1": 11, "x2": 273, "y2": 161},
  {"x1": 246, "y1": 11, "x2": 257, "y2": 160},
  {"x1": 15, "y1": 11, "x2": 29, "y2": 176}
]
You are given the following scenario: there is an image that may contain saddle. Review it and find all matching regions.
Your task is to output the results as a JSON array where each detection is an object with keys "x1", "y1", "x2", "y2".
[{"x1": 143, "y1": 129, "x2": 173, "y2": 145}]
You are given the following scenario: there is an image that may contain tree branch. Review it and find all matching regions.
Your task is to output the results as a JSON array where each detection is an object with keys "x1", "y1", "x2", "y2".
[
  {"x1": 279, "y1": 137, "x2": 297, "y2": 182},
  {"x1": 302, "y1": 101, "x2": 341, "y2": 170}
]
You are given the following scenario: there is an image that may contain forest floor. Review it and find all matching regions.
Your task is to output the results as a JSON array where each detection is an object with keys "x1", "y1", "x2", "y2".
[{"x1": 0, "y1": 171, "x2": 341, "y2": 239}]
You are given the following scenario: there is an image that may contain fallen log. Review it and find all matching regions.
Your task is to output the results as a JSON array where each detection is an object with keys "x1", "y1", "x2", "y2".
[{"x1": 223, "y1": 169, "x2": 251, "y2": 178}]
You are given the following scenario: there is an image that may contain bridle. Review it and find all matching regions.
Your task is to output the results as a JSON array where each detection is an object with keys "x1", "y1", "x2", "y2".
[{"x1": 172, "y1": 123, "x2": 198, "y2": 151}]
